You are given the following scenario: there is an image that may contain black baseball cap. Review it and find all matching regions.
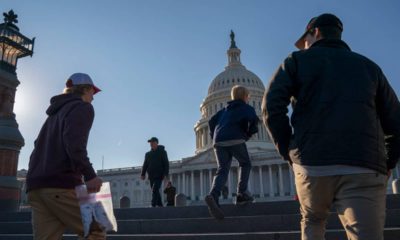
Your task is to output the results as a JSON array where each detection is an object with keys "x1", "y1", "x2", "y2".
[
  {"x1": 147, "y1": 137, "x2": 158, "y2": 143},
  {"x1": 295, "y1": 13, "x2": 343, "y2": 50}
]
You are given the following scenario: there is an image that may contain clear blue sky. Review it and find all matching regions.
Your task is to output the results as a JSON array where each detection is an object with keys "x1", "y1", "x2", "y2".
[{"x1": 2, "y1": 0, "x2": 399, "y2": 171}]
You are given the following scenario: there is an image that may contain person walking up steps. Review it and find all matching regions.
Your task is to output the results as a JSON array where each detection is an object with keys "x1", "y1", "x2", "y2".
[{"x1": 205, "y1": 85, "x2": 259, "y2": 220}]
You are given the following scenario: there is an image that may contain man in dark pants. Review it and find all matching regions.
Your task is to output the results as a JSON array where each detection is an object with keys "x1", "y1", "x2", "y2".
[
  {"x1": 141, "y1": 137, "x2": 169, "y2": 207},
  {"x1": 262, "y1": 13, "x2": 400, "y2": 240}
]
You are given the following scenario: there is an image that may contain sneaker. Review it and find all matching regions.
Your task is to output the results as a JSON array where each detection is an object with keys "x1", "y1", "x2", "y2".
[
  {"x1": 205, "y1": 195, "x2": 224, "y2": 220},
  {"x1": 236, "y1": 193, "x2": 254, "y2": 205}
]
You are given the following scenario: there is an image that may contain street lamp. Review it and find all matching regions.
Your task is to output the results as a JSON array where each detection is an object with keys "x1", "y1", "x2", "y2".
[
  {"x1": 0, "y1": 10, "x2": 34, "y2": 74},
  {"x1": 0, "y1": 10, "x2": 34, "y2": 212}
]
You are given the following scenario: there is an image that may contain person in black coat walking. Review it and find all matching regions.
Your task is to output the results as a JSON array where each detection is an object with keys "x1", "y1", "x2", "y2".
[
  {"x1": 262, "y1": 13, "x2": 400, "y2": 240},
  {"x1": 141, "y1": 137, "x2": 169, "y2": 207}
]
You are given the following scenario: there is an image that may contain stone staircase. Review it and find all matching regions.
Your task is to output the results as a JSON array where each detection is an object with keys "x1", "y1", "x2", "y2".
[{"x1": 0, "y1": 195, "x2": 399, "y2": 240}]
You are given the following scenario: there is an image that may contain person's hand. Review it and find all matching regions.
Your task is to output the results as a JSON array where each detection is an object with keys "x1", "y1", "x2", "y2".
[
  {"x1": 86, "y1": 177, "x2": 103, "y2": 193},
  {"x1": 141, "y1": 175, "x2": 145, "y2": 180}
]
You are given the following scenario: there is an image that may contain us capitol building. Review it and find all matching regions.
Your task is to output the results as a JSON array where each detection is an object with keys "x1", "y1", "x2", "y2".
[
  {"x1": 96, "y1": 33, "x2": 292, "y2": 208},
  {"x1": 96, "y1": 32, "x2": 400, "y2": 208}
]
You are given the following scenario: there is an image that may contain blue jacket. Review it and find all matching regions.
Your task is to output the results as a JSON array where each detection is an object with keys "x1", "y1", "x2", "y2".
[{"x1": 209, "y1": 99, "x2": 259, "y2": 144}]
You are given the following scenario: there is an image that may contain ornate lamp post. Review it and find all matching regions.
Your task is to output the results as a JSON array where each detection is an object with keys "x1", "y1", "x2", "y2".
[{"x1": 0, "y1": 10, "x2": 34, "y2": 211}]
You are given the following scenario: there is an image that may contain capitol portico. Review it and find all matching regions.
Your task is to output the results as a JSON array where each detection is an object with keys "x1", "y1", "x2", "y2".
[{"x1": 96, "y1": 32, "x2": 400, "y2": 208}]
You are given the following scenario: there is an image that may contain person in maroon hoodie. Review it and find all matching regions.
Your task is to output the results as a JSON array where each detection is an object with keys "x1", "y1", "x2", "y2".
[{"x1": 26, "y1": 73, "x2": 105, "y2": 240}]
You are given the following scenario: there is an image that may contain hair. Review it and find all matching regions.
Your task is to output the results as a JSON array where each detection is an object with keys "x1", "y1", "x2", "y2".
[
  {"x1": 231, "y1": 85, "x2": 249, "y2": 101},
  {"x1": 318, "y1": 26, "x2": 342, "y2": 39},
  {"x1": 63, "y1": 84, "x2": 93, "y2": 96}
]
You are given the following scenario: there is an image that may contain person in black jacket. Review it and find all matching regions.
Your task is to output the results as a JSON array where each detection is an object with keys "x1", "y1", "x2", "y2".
[
  {"x1": 205, "y1": 85, "x2": 259, "y2": 220},
  {"x1": 26, "y1": 73, "x2": 105, "y2": 239},
  {"x1": 262, "y1": 13, "x2": 400, "y2": 240},
  {"x1": 141, "y1": 137, "x2": 169, "y2": 207},
  {"x1": 163, "y1": 181, "x2": 176, "y2": 206}
]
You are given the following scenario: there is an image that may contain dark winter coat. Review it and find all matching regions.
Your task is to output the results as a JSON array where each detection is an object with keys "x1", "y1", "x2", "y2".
[
  {"x1": 263, "y1": 39, "x2": 400, "y2": 174},
  {"x1": 141, "y1": 145, "x2": 169, "y2": 179},
  {"x1": 164, "y1": 186, "x2": 176, "y2": 204}
]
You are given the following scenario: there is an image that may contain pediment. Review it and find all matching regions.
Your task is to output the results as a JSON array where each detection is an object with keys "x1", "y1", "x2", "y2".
[{"x1": 181, "y1": 148, "x2": 216, "y2": 166}]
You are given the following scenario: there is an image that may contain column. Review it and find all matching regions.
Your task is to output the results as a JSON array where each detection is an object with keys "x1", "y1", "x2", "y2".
[
  {"x1": 248, "y1": 168, "x2": 253, "y2": 193},
  {"x1": 191, "y1": 170, "x2": 195, "y2": 200},
  {"x1": 182, "y1": 172, "x2": 186, "y2": 196},
  {"x1": 201, "y1": 129, "x2": 206, "y2": 148},
  {"x1": 141, "y1": 182, "x2": 145, "y2": 203},
  {"x1": 228, "y1": 169, "x2": 232, "y2": 198},
  {"x1": 289, "y1": 168, "x2": 295, "y2": 196},
  {"x1": 278, "y1": 164, "x2": 284, "y2": 197},
  {"x1": 259, "y1": 166, "x2": 264, "y2": 198},
  {"x1": 175, "y1": 173, "x2": 181, "y2": 194},
  {"x1": 205, "y1": 128, "x2": 208, "y2": 146},
  {"x1": 196, "y1": 132, "x2": 199, "y2": 148},
  {"x1": 209, "y1": 169, "x2": 213, "y2": 192},
  {"x1": 198, "y1": 130, "x2": 202, "y2": 148},
  {"x1": 237, "y1": 167, "x2": 240, "y2": 193},
  {"x1": 208, "y1": 129, "x2": 211, "y2": 147},
  {"x1": 268, "y1": 165, "x2": 274, "y2": 197},
  {"x1": 200, "y1": 169, "x2": 204, "y2": 199}
]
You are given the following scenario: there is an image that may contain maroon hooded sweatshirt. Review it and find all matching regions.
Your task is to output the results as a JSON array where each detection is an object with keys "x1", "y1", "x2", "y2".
[{"x1": 26, "y1": 93, "x2": 97, "y2": 192}]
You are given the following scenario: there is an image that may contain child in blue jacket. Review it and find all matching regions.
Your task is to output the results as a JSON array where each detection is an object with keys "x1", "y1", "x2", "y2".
[{"x1": 205, "y1": 85, "x2": 259, "y2": 220}]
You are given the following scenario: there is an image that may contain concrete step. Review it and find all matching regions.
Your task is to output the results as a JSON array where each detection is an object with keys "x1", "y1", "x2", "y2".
[
  {"x1": 1, "y1": 209, "x2": 399, "y2": 235},
  {"x1": 0, "y1": 228, "x2": 400, "y2": 240},
  {"x1": 1, "y1": 194, "x2": 399, "y2": 222}
]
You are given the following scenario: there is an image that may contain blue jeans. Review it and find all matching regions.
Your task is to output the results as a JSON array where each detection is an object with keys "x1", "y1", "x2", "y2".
[
  {"x1": 210, "y1": 143, "x2": 251, "y2": 200},
  {"x1": 149, "y1": 178, "x2": 163, "y2": 207}
]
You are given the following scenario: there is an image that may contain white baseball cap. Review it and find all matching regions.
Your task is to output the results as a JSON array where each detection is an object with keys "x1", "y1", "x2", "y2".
[{"x1": 66, "y1": 72, "x2": 101, "y2": 94}]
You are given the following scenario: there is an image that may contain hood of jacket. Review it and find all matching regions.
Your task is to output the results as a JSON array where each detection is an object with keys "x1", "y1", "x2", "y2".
[
  {"x1": 46, "y1": 94, "x2": 82, "y2": 116},
  {"x1": 151, "y1": 145, "x2": 165, "y2": 152}
]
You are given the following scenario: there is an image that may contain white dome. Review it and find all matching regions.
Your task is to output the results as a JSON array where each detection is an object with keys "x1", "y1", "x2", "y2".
[{"x1": 208, "y1": 65, "x2": 265, "y2": 95}]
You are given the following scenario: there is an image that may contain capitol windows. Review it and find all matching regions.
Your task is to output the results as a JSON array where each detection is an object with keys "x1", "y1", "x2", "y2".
[
  {"x1": 227, "y1": 79, "x2": 230, "y2": 84},
  {"x1": 124, "y1": 182, "x2": 128, "y2": 187},
  {"x1": 220, "y1": 103, "x2": 223, "y2": 109},
  {"x1": 232, "y1": 79, "x2": 235, "y2": 83},
  {"x1": 242, "y1": 78, "x2": 245, "y2": 83}
]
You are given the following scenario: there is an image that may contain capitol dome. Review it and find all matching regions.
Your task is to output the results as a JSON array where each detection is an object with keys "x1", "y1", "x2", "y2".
[{"x1": 194, "y1": 31, "x2": 272, "y2": 154}]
